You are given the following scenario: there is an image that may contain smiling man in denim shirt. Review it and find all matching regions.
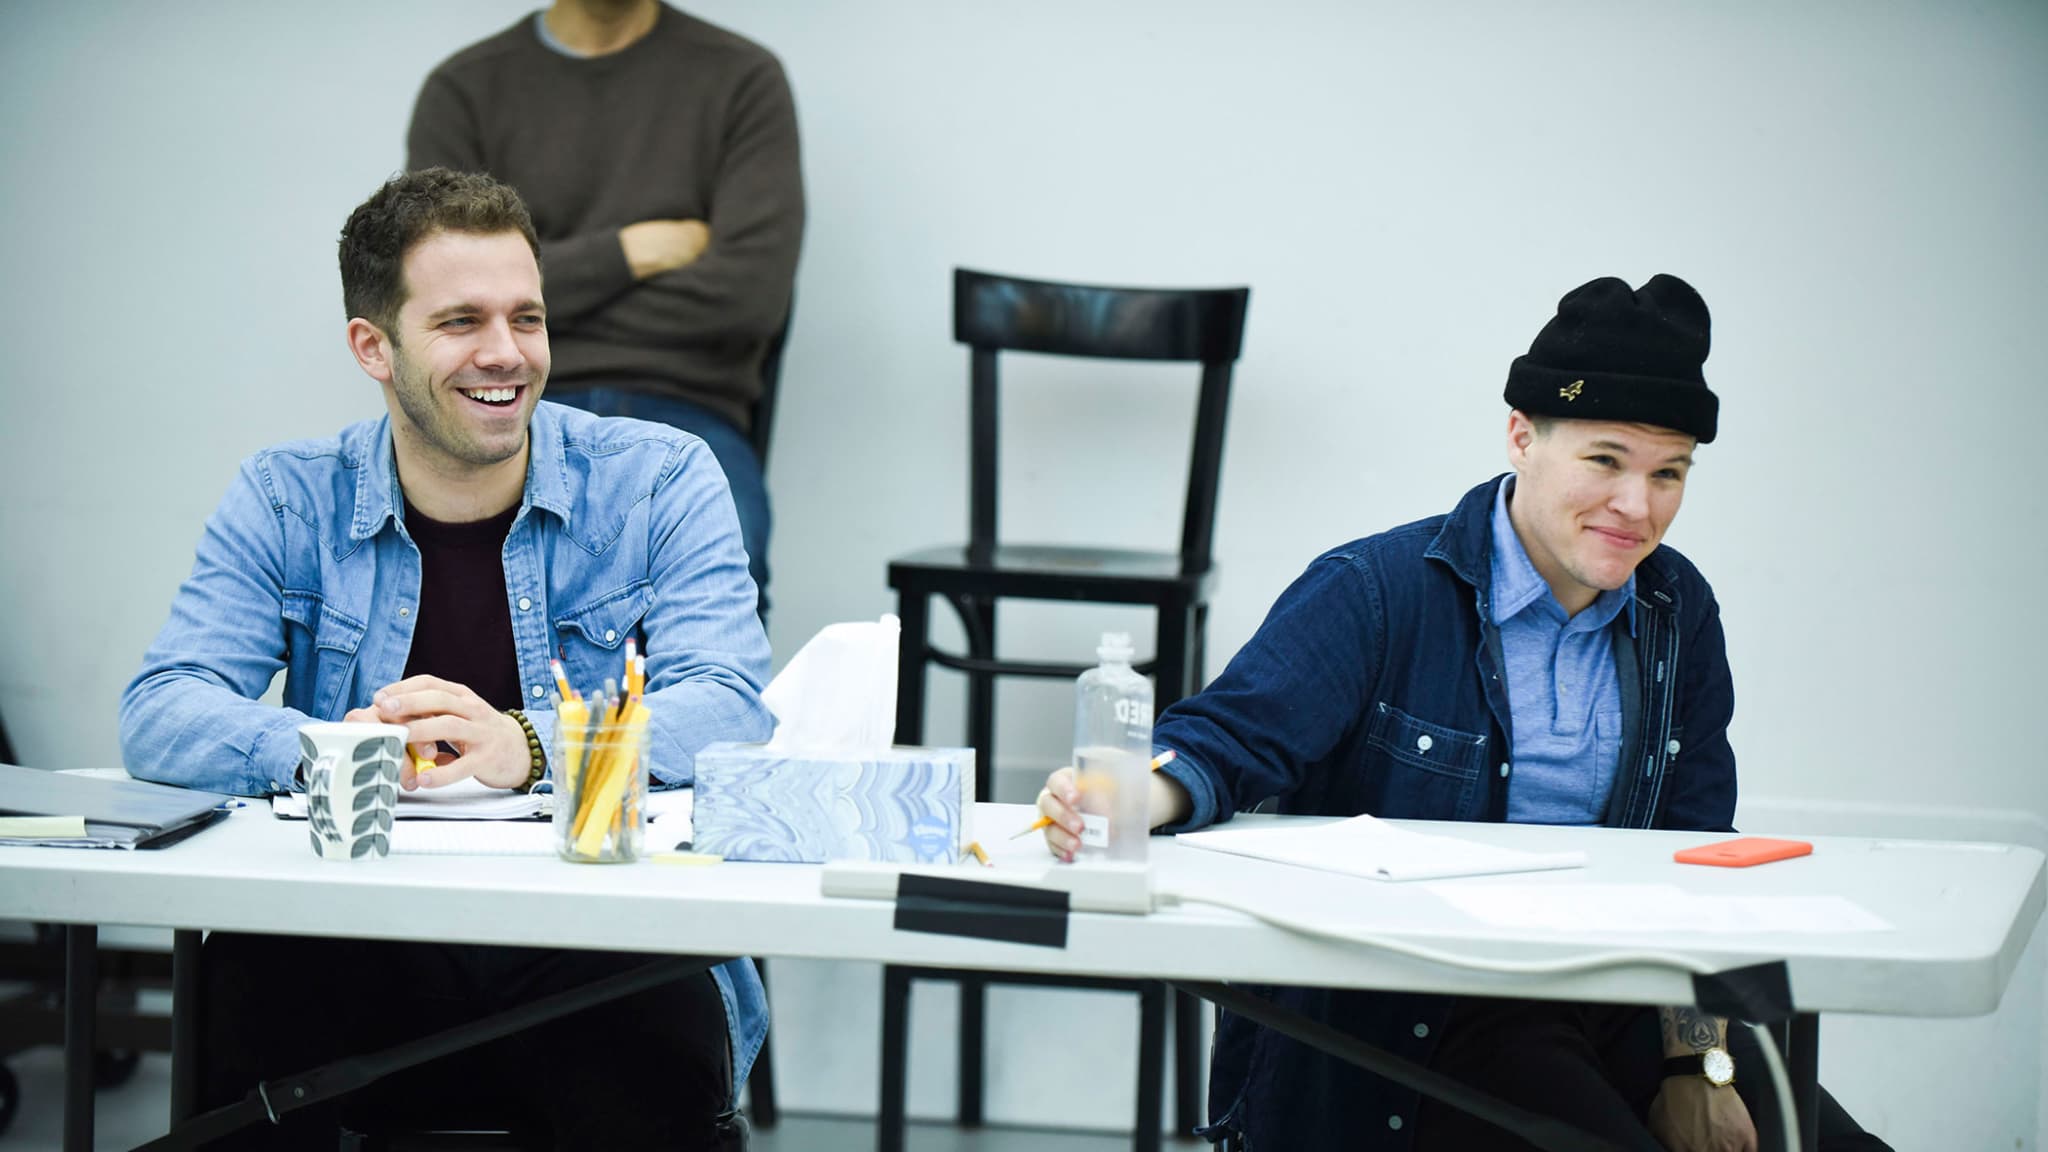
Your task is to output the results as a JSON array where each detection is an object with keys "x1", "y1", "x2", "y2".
[
  {"x1": 1036, "y1": 276, "x2": 1888, "y2": 1151},
  {"x1": 120, "y1": 169, "x2": 769, "y2": 1149}
]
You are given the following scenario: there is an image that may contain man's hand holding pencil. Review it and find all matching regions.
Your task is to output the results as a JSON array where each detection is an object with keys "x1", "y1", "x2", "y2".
[
  {"x1": 344, "y1": 675, "x2": 532, "y2": 791},
  {"x1": 1030, "y1": 750, "x2": 1195, "y2": 863}
]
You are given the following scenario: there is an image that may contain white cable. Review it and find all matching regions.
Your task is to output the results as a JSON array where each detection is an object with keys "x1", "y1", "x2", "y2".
[{"x1": 1159, "y1": 887, "x2": 1800, "y2": 1151}]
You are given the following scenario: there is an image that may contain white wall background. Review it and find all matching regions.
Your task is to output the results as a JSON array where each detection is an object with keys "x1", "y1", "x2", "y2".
[{"x1": 3, "y1": 1, "x2": 2044, "y2": 1146}]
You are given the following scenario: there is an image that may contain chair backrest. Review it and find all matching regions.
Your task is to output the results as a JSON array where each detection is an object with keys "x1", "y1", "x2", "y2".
[
  {"x1": 952, "y1": 267, "x2": 1250, "y2": 572},
  {"x1": 748, "y1": 295, "x2": 795, "y2": 468}
]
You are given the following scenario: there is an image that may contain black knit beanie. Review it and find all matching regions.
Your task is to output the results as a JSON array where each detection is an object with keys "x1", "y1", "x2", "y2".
[{"x1": 1503, "y1": 274, "x2": 1718, "y2": 443}]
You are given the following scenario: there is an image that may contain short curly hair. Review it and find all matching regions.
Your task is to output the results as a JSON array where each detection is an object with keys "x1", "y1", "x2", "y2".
[{"x1": 338, "y1": 168, "x2": 540, "y2": 340}]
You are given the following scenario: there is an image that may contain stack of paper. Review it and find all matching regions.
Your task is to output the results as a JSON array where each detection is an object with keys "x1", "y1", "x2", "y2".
[{"x1": 1177, "y1": 814, "x2": 1586, "y2": 882}]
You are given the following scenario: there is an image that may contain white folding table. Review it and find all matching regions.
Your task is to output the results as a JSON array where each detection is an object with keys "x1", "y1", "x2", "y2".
[{"x1": 1, "y1": 801, "x2": 2039, "y2": 1151}]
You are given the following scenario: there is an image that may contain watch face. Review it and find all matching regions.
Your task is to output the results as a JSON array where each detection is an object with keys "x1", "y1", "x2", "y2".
[{"x1": 1702, "y1": 1047, "x2": 1736, "y2": 1086}]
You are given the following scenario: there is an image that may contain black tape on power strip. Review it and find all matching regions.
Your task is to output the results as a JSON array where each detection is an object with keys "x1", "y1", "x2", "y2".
[
  {"x1": 1692, "y1": 960, "x2": 1794, "y2": 1023},
  {"x1": 894, "y1": 872, "x2": 1071, "y2": 949}
]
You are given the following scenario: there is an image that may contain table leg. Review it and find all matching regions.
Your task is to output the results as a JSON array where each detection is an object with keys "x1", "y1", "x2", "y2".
[
  {"x1": 879, "y1": 967, "x2": 912, "y2": 1152},
  {"x1": 1790, "y1": 1013, "x2": 1820, "y2": 1151},
  {"x1": 171, "y1": 929, "x2": 202, "y2": 1126},
  {"x1": 957, "y1": 975, "x2": 986, "y2": 1125},
  {"x1": 63, "y1": 924, "x2": 97, "y2": 1152}
]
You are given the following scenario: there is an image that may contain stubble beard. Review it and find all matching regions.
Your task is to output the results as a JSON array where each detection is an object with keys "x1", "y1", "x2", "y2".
[{"x1": 389, "y1": 347, "x2": 537, "y2": 471}]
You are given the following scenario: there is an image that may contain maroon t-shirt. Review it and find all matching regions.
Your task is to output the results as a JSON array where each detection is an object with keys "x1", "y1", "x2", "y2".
[{"x1": 401, "y1": 500, "x2": 522, "y2": 712}]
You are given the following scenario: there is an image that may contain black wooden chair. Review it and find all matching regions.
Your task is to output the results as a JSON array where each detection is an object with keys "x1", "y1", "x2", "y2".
[{"x1": 880, "y1": 268, "x2": 1250, "y2": 1151}]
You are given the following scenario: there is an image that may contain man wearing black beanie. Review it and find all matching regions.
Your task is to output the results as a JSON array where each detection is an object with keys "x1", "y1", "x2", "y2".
[{"x1": 1033, "y1": 276, "x2": 1889, "y2": 1151}]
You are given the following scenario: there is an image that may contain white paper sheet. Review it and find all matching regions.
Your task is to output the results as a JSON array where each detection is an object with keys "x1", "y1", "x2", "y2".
[
  {"x1": 1177, "y1": 814, "x2": 1587, "y2": 882},
  {"x1": 392, "y1": 821, "x2": 555, "y2": 856},
  {"x1": 272, "y1": 776, "x2": 545, "y2": 821},
  {"x1": 382, "y1": 789, "x2": 694, "y2": 856},
  {"x1": 1430, "y1": 883, "x2": 1894, "y2": 934}
]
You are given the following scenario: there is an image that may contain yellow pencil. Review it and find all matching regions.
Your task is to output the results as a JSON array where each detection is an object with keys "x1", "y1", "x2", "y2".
[{"x1": 1010, "y1": 750, "x2": 1176, "y2": 840}]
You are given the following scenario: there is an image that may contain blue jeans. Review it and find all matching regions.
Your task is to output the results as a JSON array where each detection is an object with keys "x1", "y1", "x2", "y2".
[{"x1": 550, "y1": 387, "x2": 771, "y2": 619}]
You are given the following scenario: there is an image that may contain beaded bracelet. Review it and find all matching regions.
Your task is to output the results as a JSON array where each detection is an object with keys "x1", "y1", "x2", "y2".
[{"x1": 505, "y1": 709, "x2": 546, "y2": 793}]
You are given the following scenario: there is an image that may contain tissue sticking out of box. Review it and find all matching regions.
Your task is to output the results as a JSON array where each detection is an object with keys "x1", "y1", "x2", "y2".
[
  {"x1": 696, "y1": 614, "x2": 978, "y2": 864},
  {"x1": 762, "y1": 614, "x2": 900, "y2": 753}
]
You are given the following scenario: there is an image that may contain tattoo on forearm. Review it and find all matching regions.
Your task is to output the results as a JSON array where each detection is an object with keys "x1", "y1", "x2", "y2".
[{"x1": 1660, "y1": 1006, "x2": 1723, "y2": 1052}]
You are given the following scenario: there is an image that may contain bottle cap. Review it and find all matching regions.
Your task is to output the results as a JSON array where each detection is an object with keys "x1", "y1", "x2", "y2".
[{"x1": 1097, "y1": 632, "x2": 1135, "y2": 663}]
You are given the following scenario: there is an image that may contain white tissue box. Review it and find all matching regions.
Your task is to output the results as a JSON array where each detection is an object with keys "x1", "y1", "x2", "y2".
[{"x1": 691, "y1": 743, "x2": 976, "y2": 864}]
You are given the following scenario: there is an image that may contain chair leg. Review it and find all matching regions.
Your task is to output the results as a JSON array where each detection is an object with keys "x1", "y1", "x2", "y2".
[
  {"x1": 957, "y1": 594, "x2": 998, "y2": 804},
  {"x1": 1156, "y1": 600, "x2": 1193, "y2": 711},
  {"x1": 895, "y1": 591, "x2": 931, "y2": 746},
  {"x1": 747, "y1": 958, "x2": 777, "y2": 1129},
  {"x1": 878, "y1": 967, "x2": 912, "y2": 1152},
  {"x1": 1136, "y1": 983, "x2": 1166, "y2": 1152},
  {"x1": 956, "y1": 976, "x2": 986, "y2": 1127},
  {"x1": 63, "y1": 925, "x2": 97, "y2": 1152},
  {"x1": 1159, "y1": 601, "x2": 1205, "y2": 1138},
  {"x1": 1172, "y1": 989, "x2": 1202, "y2": 1137}
]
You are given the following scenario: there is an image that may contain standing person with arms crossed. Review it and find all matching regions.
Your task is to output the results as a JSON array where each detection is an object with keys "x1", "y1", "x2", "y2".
[
  {"x1": 1034, "y1": 275, "x2": 1891, "y2": 1151},
  {"x1": 120, "y1": 168, "x2": 769, "y2": 1150},
  {"x1": 408, "y1": 0, "x2": 804, "y2": 618}
]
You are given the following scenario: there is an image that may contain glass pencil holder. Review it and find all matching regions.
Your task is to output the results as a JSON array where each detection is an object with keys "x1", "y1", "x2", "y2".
[{"x1": 553, "y1": 722, "x2": 649, "y2": 863}]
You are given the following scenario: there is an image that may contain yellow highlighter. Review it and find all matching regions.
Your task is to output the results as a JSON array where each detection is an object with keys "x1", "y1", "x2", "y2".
[{"x1": 550, "y1": 659, "x2": 590, "y2": 794}]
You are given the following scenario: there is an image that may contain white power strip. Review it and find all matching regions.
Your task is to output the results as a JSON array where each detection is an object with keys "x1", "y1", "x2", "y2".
[{"x1": 820, "y1": 859, "x2": 1156, "y2": 915}]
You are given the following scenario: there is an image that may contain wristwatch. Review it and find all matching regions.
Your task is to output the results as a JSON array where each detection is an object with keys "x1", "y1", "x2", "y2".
[{"x1": 1663, "y1": 1047, "x2": 1736, "y2": 1087}]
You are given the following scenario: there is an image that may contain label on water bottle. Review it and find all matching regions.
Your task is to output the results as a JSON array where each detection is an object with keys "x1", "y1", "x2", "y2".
[
  {"x1": 1114, "y1": 697, "x2": 1152, "y2": 738},
  {"x1": 1079, "y1": 812, "x2": 1110, "y2": 848}
]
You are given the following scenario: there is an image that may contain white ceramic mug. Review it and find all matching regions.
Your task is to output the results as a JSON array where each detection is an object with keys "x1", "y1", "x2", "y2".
[{"x1": 298, "y1": 721, "x2": 406, "y2": 860}]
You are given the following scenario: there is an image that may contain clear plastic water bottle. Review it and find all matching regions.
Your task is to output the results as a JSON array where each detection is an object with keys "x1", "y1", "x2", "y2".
[{"x1": 1072, "y1": 632, "x2": 1153, "y2": 862}]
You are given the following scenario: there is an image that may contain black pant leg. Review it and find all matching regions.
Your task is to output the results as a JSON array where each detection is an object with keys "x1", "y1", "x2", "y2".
[
  {"x1": 198, "y1": 932, "x2": 427, "y2": 1151},
  {"x1": 1415, "y1": 997, "x2": 1666, "y2": 1152},
  {"x1": 198, "y1": 935, "x2": 735, "y2": 1150},
  {"x1": 488, "y1": 947, "x2": 737, "y2": 1151}
]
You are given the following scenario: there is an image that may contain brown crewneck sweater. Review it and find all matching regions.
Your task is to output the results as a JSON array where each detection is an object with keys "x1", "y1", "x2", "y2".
[{"x1": 408, "y1": 5, "x2": 804, "y2": 431}]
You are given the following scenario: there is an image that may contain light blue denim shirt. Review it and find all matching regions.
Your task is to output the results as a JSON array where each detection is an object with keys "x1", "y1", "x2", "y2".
[
  {"x1": 1489, "y1": 476, "x2": 1635, "y2": 825},
  {"x1": 119, "y1": 400, "x2": 775, "y2": 1088}
]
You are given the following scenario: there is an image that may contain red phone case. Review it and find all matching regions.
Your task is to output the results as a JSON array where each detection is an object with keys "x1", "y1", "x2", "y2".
[{"x1": 1673, "y1": 836, "x2": 1813, "y2": 868}]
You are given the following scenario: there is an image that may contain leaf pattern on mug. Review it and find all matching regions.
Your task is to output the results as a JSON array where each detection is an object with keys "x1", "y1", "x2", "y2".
[{"x1": 307, "y1": 733, "x2": 402, "y2": 859}]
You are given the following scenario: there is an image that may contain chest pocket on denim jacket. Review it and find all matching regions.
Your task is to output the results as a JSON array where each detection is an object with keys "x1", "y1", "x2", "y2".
[
  {"x1": 1364, "y1": 701, "x2": 1489, "y2": 820},
  {"x1": 281, "y1": 591, "x2": 365, "y2": 721},
  {"x1": 553, "y1": 581, "x2": 653, "y2": 688}
]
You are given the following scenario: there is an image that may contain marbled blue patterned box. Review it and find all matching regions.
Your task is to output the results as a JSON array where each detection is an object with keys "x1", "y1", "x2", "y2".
[{"x1": 691, "y1": 743, "x2": 977, "y2": 864}]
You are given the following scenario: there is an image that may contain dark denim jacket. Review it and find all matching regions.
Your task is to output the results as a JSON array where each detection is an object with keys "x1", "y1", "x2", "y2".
[{"x1": 1154, "y1": 476, "x2": 1737, "y2": 1151}]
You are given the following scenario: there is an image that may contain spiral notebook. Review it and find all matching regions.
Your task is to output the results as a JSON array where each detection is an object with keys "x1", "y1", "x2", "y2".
[
  {"x1": 392, "y1": 821, "x2": 556, "y2": 856},
  {"x1": 385, "y1": 789, "x2": 694, "y2": 856},
  {"x1": 271, "y1": 776, "x2": 546, "y2": 821}
]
